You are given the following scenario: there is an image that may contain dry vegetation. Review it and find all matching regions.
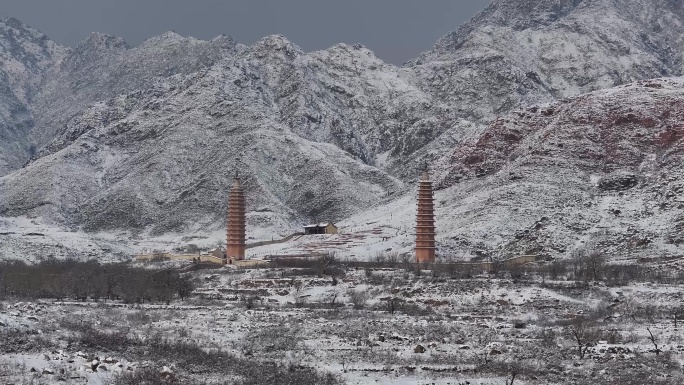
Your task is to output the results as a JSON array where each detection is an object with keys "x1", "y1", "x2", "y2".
[{"x1": 1, "y1": 255, "x2": 683, "y2": 384}]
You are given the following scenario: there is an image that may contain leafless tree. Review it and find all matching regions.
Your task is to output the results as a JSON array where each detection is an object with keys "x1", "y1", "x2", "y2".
[
  {"x1": 326, "y1": 290, "x2": 340, "y2": 307},
  {"x1": 317, "y1": 252, "x2": 337, "y2": 276},
  {"x1": 549, "y1": 260, "x2": 568, "y2": 280},
  {"x1": 292, "y1": 282, "x2": 308, "y2": 308},
  {"x1": 385, "y1": 296, "x2": 402, "y2": 314},
  {"x1": 564, "y1": 316, "x2": 600, "y2": 359},
  {"x1": 647, "y1": 328, "x2": 661, "y2": 356},
  {"x1": 570, "y1": 248, "x2": 585, "y2": 281},
  {"x1": 586, "y1": 251, "x2": 605, "y2": 281},
  {"x1": 672, "y1": 307, "x2": 684, "y2": 329},
  {"x1": 469, "y1": 329, "x2": 496, "y2": 369}
]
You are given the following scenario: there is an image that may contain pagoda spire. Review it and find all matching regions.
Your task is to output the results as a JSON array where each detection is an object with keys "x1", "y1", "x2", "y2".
[{"x1": 415, "y1": 168, "x2": 436, "y2": 263}]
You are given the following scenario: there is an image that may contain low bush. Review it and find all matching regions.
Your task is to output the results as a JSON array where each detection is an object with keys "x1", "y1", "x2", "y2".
[
  {"x1": 0, "y1": 329, "x2": 52, "y2": 354},
  {"x1": 0, "y1": 259, "x2": 194, "y2": 304},
  {"x1": 110, "y1": 367, "x2": 198, "y2": 385},
  {"x1": 66, "y1": 323, "x2": 341, "y2": 385}
]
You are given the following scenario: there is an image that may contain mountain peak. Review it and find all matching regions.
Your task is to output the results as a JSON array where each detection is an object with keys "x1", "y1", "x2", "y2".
[
  {"x1": 154, "y1": 30, "x2": 188, "y2": 43},
  {"x1": 211, "y1": 33, "x2": 236, "y2": 44},
  {"x1": 80, "y1": 32, "x2": 129, "y2": 50},
  {"x1": 0, "y1": 16, "x2": 53, "y2": 43},
  {"x1": 1, "y1": 17, "x2": 27, "y2": 29},
  {"x1": 252, "y1": 34, "x2": 303, "y2": 56}
]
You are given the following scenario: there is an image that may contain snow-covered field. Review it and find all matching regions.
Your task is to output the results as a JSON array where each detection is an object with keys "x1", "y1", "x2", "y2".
[
  {"x1": 0, "y1": 194, "x2": 418, "y2": 262},
  {"x1": 2, "y1": 261, "x2": 683, "y2": 384}
]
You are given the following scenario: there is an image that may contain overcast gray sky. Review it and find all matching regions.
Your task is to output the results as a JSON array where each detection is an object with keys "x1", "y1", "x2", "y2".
[{"x1": 0, "y1": 0, "x2": 491, "y2": 65}]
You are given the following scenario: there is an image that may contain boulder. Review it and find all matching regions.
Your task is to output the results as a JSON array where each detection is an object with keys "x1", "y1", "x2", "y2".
[
  {"x1": 598, "y1": 174, "x2": 638, "y2": 191},
  {"x1": 414, "y1": 344, "x2": 426, "y2": 353}
]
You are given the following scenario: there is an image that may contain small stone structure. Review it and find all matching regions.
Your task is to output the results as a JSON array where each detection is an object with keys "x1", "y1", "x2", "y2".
[
  {"x1": 303, "y1": 223, "x2": 338, "y2": 235},
  {"x1": 135, "y1": 253, "x2": 225, "y2": 265}
]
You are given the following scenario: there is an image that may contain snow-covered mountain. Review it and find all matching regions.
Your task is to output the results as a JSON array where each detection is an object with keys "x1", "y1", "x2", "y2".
[
  {"x1": 30, "y1": 31, "x2": 241, "y2": 150},
  {"x1": 431, "y1": 77, "x2": 684, "y2": 261},
  {"x1": 2, "y1": 0, "x2": 684, "y2": 260},
  {"x1": 0, "y1": 18, "x2": 66, "y2": 175},
  {"x1": 0, "y1": 35, "x2": 419, "y2": 238},
  {"x1": 410, "y1": 0, "x2": 684, "y2": 124}
]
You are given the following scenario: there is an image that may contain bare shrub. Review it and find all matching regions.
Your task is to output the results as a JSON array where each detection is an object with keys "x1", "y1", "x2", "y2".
[
  {"x1": 291, "y1": 281, "x2": 308, "y2": 308},
  {"x1": 0, "y1": 329, "x2": 52, "y2": 354},
  {"x1": 242, "y1": 326, "x2": 302, "y2": 356},
  {"x1": 384, "y1": 296, "x2": 402, "y2": 314},
  {"x1": 65, "y1": 322, "x2": 340, "y2": 384},
  {"x1": 126, "y1": 309, "x2": 160, "y2": 326},
  {"x1": 487, "y1": 358, "x2": 539, "y2": 385},
  {"x1": 507, "y1": 263, "x2": 527, "y2": 281},
  {"x1": 398, "y1": 301, "x2": 433, "y2": 317},
  {"x1": 549, "y1": 260, "x2": 568, "y2": 280},
  {"x1": 539, "y1": 328, "x2": 557, "y2": 348},
  {"x1": 316, "y1": 253, "x2": 344, "y2": 277},
  {"x1": 238, "y1": 363, "x2": 342, "y2": 385},
  {"x1": 111, "y1": 367, "x2": 195, "y2": 385},
  {"x1": 604, "y1": 328, "x2": 623, "y2": 344},
  {"x1": 241, "y1": 294, "x2": 261, "y2": 310},
  {"x1": 62, "y1": 320, "x2": 130, "y2": 352},
  {"x1": 347, "y1": 288, "x2": 370, "y2": 309}
]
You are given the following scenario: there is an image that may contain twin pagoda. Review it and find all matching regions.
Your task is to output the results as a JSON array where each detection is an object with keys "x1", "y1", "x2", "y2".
[{"x1": 225, "y1": 169, "x2": 436, "y2": 263}]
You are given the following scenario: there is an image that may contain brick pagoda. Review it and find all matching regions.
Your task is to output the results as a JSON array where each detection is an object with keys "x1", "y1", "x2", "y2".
[
  {"x1": 226, "y1": 172, "x2": 246, "y2": 261},
  {"x1": 415, "y1": 170, "x2": 436, "y2": 263}
]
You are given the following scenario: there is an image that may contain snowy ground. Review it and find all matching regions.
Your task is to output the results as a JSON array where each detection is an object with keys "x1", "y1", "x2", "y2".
[
  {"x1": 0, "y1": 194, "x2": 419, "y2": 262},
  {"x1": 2, "y1": 262, "x2": 683, "y2": 384}
]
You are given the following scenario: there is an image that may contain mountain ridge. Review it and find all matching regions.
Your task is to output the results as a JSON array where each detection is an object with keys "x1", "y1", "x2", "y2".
[{"x1": 2, "y1": 0, "x2": 684, "y2": 260}]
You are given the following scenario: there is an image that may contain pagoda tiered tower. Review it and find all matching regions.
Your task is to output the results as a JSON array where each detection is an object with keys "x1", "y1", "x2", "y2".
[
  {"x1": 415, "y1": 170, "x2": 436, "y2": 263},
  {"x1": 226, "y1": 173, "x2": 246, "y2": 260}
]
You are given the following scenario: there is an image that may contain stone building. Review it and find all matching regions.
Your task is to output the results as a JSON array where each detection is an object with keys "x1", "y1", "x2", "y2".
[
  {"x1": 303, "y1": 222, "x2": 338, "y2": 235},
  {"x1": 416, "y1": 170, "x2": 436, "y2": 263}
]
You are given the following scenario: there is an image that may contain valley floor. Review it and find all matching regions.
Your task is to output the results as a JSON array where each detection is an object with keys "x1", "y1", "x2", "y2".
[{"x1": 1, "y1": 261, "x2": 684, "y2": 384}]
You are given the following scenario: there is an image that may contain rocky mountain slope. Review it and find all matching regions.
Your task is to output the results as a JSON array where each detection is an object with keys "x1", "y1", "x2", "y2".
[
  {"x1": 0, "y1": 64, "x2": 403, "y2": 236},
  {"x1": 0, "y1": 17, "x2": 66, "y2": 175},
  {"x1": 431, "y1": 77, "x2": 684, "y2": 260},
  {"x1": 30, "y1": 31, "x2": 241, "y2": 149},
  {"x1": 2, "y1": 0, "x2": 684, "y2": 259},
  {"x1": 410, "y1": 0, "x2": 684, "y2": 124},
  {"x1": 0, "y1": 32, "x2": 456, "y2": 239}
]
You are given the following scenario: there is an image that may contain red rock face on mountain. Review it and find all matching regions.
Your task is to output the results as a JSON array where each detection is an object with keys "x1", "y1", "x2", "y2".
[
  {"x1": 441, "y1": 78, "x2": 684, "y2": 185},
  {"x1": 434, "y1": 78, "x2": 684, "y2": 260}
]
